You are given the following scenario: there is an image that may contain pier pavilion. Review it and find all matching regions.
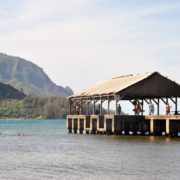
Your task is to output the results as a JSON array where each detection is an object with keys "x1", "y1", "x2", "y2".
[{"x1": 67, "y1": 72, "x2": 180, "y2": 136}]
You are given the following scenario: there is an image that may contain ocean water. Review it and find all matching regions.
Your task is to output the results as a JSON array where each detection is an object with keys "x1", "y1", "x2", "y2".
[{"x1": 0, "y1": 119, "x2": 180, "y2": 180}]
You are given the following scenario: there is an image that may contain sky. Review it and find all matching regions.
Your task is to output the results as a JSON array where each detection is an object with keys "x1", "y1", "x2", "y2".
[{"x1": 0, "y1": 0, "x2": 180, "y2": 96}]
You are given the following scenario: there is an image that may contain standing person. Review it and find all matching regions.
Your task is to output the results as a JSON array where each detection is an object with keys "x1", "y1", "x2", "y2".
[
  {"x1": 149, "y1": 101, "x2": 154, "y2": 115},
  {"x1": 117, "y1": 104, "x2": 121, "y2": 115},
  {"x1": 166, "y1": 103, "x2": 171, "y2": 115},
  {"x1": 136, "y1": 103, "x2": 142, "y2": 115},
  {"x1": 75, "y1": 105, "x2": 79, "y2": 115},
  {"x1": 75, "y1": 105, "x2": 81, "y2": 115},
  {"x1": 79, "y1": 105, "x2": 82, "y2": 115}
]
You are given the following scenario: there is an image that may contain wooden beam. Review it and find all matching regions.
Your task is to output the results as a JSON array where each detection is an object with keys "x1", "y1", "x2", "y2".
[
  {"x1": 144, "y1": 99, "x2": 150, "y2": 104},
  {"x1": 129, "y1": 100, "x2": 134, "y2": 105},
  {"x1": 94, "y1": 99, "x2": 99, "y2": 103},
  {"x1": 130, "y1": 99, "x2": 139, "y2": 105},
  {"x1": 170, "y1": 97, "x2": 176, "y2": 104},
  {"x1": 152, "y1": 99, "x2": 158, "y2": 105},
  {"x1": 161, "y1": 98, "x2": 167, "y2": 104}
]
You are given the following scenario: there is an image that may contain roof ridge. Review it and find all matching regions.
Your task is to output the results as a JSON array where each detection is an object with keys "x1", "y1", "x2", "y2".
[
  {"x1": 112, "y1": 74, "x2": 133, "y2": 79},
  {"x1": 112, "y1": 72, "x2": 152, "y2": 80}
]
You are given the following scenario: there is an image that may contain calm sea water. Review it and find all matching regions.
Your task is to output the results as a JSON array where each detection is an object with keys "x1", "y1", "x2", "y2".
[{"x1": 0, "y1": 119, "x2": 180, "y2": 180}]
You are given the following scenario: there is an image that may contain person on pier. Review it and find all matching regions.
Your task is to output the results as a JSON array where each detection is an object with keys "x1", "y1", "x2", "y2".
[
  {"x1": 149, "y1": 101, "x2": 154, "y2": 115},
  {"x1": 75, "y1": 105, "x2": 81, "y2": 115},
  {"x1": 166, "y1": 103, "x2": 171, "y2": 115},
  {"x1": 117, "y1": 104, "x2": 121, "y2": 115},
  {"x1": 135, "y1": 102, "x2": 142, "y2": 115},
  {"x1": 95, "y1": 104, "x2": 100, "y2": 115}
]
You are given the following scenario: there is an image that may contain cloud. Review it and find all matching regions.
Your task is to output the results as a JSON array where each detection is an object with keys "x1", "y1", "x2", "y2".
[{"x1": 0, "y1": 0, "x2": 180, "y2": 93}]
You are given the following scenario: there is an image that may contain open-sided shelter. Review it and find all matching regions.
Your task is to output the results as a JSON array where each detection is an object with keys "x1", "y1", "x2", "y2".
[{"x1": 69, "y1": 72, "x2": 180, "y2": 115}]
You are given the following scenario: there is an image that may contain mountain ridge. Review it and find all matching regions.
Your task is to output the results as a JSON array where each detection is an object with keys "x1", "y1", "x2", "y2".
[{"x1": 0, "y1": 53, "x2": 73, "y2": 97}]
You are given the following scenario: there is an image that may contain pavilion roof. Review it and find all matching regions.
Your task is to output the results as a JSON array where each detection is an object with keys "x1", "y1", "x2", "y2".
[{"x1": 70, "y1": 72, "x2": 180, "y2": 100}]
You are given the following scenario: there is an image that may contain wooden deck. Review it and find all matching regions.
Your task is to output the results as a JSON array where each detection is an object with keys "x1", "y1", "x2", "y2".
[{"x1": 67, "y1": 114, "x2": 180, "y2": 136}]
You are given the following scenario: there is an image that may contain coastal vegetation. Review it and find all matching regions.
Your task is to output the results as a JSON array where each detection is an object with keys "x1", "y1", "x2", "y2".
[
  {"x1": 0, "y1": 96, "x2": 68, "y2": 119},
  {"x1": 0, "y1": 52, "x2": 74, "y2": 119}
]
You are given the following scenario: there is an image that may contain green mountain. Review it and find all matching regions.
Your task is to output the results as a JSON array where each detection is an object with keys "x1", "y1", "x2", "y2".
[
  {"x1": 0, "y1": 53, "x2": 73, "y2": 97},
  {"x1": 0, "y1": 82, "x2": 25, "y2": 99}
]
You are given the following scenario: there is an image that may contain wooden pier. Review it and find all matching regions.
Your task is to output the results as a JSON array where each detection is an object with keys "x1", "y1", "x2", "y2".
[
  {"x1": 67, "y1": 72, "x2": 180, "y2": 137},
  {"x1": 67, "y1": 115, "x2": 180, "y2": 136}
]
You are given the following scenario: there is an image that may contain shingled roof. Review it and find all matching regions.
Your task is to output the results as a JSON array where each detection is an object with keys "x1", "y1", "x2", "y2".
[{"x1": 70, "y1": 72, "x2": 180, "y2": 100}]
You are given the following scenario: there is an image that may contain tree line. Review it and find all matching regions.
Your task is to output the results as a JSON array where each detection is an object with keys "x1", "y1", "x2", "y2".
[{"x1": 0, "y1": 96, "x2": 68, "y2": 119}]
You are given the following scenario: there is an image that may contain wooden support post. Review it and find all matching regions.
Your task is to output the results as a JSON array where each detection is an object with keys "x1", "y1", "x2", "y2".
[
  {"x1": 115, "y1": 100, "x2": 118, "y2": 115},
  {"x1": 152, "y1": 99, "x2": 158, "y2": 115},
  {"x1": 166, "y1": 98, "x2": 168, "y2": 105},
  {"x1": 90, "y1": 117, "x2": 92, "y2": 132},
  {"x1": 88, "y1": 101, "x2": 90, "y2": 115},
  {"x1": 86, "y1": 100, "x2": 88, "y2": 115},
  {"x1": 100, "y1": 97, "x2": 102, "y2": 115},
  {"x1": 141, "y1": 100, "x2": 144, "y2": 115},
  {"x1": 170, "y1": 97, "x2": 178, "y2": 114},
  {"x1": 67, "y1": 119, "x2": 72, "y2": 133},
  {"x1": 104, "y1": 118, "x2": 107, "y2": 133},
  {"x1": 72, "y1": 119, "x2": 74, "y2": 130},
  {"x1": 78, "y1": 118, "x2": 80, "y2": 130},
  {"x1": 84, "y1": 118, "x2": 86, "y2": 130},
  {"x1": 150, "y1": 118, "x2": 154, "y2": 134},
  {"x1": 112, "y1": 117, "x2": 115, "y2": 133},
  {"x1": 93, "y1": 99, "x2": 95, "y2": 115},
  {"x1": 166, "y1": 118, "x2": 170, "y2": 135},
  {"x1": 138, "y1": 121, "x2": 142, "y2": 133},
  {"x1": 157, "y1": 98, "x2": 160, "y2": 115},
  {"x1": 80, "y1": 99, "x2": 83, "y2": 114},
  {"x1": 66, "y1": 118, "x2": 68, "y2": 129},
  {"x1": 175, "y1": 97, "x2": 178, "y2": 114},
  {"x1": 69, "y1": 99, "x2": 72, "y2": 115},
  {"x1": 87, "y1": 99, "x2": 92, "y2": 115},
  {"x1": 97, "y1": 117, "x2": 99, "y2": 132},
  {"x1": 107, "y1": 99, "x2": 110, "y2": 114}
]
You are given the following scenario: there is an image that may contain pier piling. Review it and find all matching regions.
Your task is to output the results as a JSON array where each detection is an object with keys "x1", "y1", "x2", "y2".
[{"x1": 67, "y1": 115, "x2": 180, "y2": 137}]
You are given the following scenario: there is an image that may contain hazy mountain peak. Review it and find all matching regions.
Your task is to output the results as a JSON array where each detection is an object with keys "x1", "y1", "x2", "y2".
[{"x1": 0, "y1": 53, "x2": 73, "y2": 97}]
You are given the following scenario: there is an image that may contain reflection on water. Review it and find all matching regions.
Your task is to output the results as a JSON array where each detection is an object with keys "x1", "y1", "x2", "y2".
[{"x1": 0, "y1": 119, "x2": 180, "y2": 180}]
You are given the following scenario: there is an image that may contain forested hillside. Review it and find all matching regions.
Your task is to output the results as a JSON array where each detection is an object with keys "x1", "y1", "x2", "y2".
[
  {"x1": 0, "y1": 96, "x2": 68, "y2": 119},
  {"x1": 0, "y1": 82, "x2": 25, "y2": 100}
]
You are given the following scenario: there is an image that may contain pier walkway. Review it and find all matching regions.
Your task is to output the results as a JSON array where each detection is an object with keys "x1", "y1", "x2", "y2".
[{"x1": 67, "y1": 114, "x2": 180, "y2": 136}]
